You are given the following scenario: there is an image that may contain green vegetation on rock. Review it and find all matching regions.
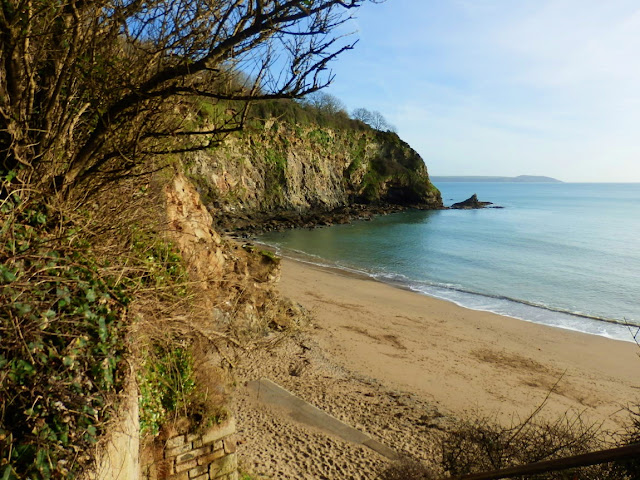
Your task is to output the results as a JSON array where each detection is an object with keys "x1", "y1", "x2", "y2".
[
  {"x1": 185, "y1": 97, "x2": 443, "y2": 215},
  {"x1": 138, "y1": 346, "x2": 196, "y2": 436}
]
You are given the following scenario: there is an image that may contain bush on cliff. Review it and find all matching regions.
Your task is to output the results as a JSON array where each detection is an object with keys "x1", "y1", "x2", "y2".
[{"x1": 0, "y1": 172, "x2": 205, "y2": 478}]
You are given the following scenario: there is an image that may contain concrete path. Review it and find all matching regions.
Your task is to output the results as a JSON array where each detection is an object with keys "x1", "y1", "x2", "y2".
[{"x1": 247, "y1": 378, "x2": 400, "y2": 461}]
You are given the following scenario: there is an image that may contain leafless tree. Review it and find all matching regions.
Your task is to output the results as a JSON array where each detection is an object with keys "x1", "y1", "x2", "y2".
[
  {"x1": 302, "y1": 91, "x2": 347, "y2": 115},
  {"x1": 0, "y1": 0, "x2": 373, "y2": 197},
  {"x1": 369, "y1": 110, "x2": 388, "y2": 130},
  {"x1": 352, "y1": 107, "x2": 395, "y2": 132},
  {"x1": 352, "y1": 107, "x2": 373, "y2": 124}
]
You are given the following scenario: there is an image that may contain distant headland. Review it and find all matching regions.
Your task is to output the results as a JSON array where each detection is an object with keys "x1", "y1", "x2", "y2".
[{"x1": 431, "y1": 175, "x2": 563, "y2": 183}]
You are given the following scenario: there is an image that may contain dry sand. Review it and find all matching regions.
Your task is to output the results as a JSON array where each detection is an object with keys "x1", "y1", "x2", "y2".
[{"x1": 233, "y1": 258, "x2": 640, "y2": 479}]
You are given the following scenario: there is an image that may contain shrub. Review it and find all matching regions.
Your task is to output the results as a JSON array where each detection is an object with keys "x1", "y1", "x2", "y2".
[
  {"x1": 138, "y1": 345, "x2": 196, "y2": 436},
  {"x1": 616, "y1": 406, "x2": 640, "y2": 478},
  {"x1": 441, "y1": 410, "x2": 624, "y2": 480},
  {"x1": 0, "y1": 171, "x2": 200, "y2": 478},
  {"x1": 0, "y1": 189, "x2": 130, "y2": 478}
]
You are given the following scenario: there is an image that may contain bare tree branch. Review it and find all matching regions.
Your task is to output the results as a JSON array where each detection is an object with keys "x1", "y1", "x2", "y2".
[{"x1": 0, "y1": 0, "x2": 370, "y2": 197}]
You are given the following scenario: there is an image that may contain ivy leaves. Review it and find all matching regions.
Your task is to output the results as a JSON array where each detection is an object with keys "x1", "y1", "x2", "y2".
[{"x1": 1, "y1": 199, "x2": 128, "y2": 479}]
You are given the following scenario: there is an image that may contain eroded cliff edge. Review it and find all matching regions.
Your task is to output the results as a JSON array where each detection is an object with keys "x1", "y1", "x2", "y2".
[{"x1": 184, "y1": 116, "x2": 443, "y2": 233}]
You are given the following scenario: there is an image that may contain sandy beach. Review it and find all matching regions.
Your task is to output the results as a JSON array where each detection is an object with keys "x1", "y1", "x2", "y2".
[
  {"x1": 233, "y1": 257, "x2": 640, "y2": 479},
  {"x1": 280, "y1": 258, "x2": 640, "y2": 424}
]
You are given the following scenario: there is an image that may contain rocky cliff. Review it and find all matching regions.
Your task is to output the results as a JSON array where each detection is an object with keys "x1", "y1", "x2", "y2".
[{"x1": 184, "y1": 117, "x2": 442, "y2": 232}]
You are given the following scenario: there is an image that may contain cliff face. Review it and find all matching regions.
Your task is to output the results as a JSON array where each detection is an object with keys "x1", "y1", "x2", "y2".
[
  {"x1": 164, "y1": 173, "x2": 299, "y2": 334},
  {"x1": 185, "y1": 120, "x2": 442, "y2": 219}
]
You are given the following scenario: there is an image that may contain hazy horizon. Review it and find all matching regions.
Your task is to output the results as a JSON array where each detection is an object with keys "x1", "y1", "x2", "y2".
[{"x1": 431, "y1": 175, "x2": 640, "y2": 184}]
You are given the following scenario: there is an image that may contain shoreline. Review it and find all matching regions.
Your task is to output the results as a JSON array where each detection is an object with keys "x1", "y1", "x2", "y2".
[
  {"x1": 258, "y1": 243, "x2": 639, "y2": 344},
  {"x1": 216, "y1": 203, "x2": 430, "y2": 237},
  {"x1": 276, "y1": 256, "x2": 640, "y2": 429}
]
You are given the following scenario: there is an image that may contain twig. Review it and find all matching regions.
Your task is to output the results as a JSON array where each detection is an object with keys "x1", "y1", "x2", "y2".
[{"x1": 505, "y1": 369, "x2": 567, "y2": 445}]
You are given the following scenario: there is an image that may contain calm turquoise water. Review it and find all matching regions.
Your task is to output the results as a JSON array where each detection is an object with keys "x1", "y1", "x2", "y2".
[{"x1": 258, "y1": 183, "x2": 640, "y2": 342}]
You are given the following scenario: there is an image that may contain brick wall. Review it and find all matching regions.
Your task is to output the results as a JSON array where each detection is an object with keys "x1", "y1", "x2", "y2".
[{"x1": 143, "y1": 418, "x2": 238, "y2": 480}]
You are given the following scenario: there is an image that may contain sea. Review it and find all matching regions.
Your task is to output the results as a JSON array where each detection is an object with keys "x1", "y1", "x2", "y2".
[{"x1": 257, "y1": 182, "x2": 640, "y2": 343}]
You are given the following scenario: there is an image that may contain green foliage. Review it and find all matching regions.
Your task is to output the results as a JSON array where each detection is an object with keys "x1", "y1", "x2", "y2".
[
  {"x1": 243, "y1": 244, "x2": 281, "y2": 265},
  {"x1": 0, "y1": 172, "x2": 195, "y2": 478},
  {"x1": 263, "y1": 147, "x2": 288, "y2": 203},
  {"x1": 0, "y1": 195, "x2": 129, "y2": 479},
  {"x1": 259, "y1": 249, "x2": 280, "y2": 265},
  {"x1": 360, "y1": 168, "x2": 384, "y2": 202},
  {"x1": 183, "y1": 98, "x2": 233, "y2": 132},
  {"x1": 247, "y1": 98, "x2": 367, "y2": 132},
  {"x1": 138, "y1": 346, "x2": 196, "y2": 436},
  {"x1": 264, "y1": 148, "x2": 287, "y2": 173},
  {"x1": 307, "y1": 128, "x2": 332, "y2": 145},
  {"x1": 345, "y1": 136, "x2": 367, "y2": 179},
  {"x1": 196, "y1": 99, "x2": 220, "y2": 124},
  {"x1": 130, "y1": 232, "x2": 189, "y2": 294},
  {"x1": 345, "y1": 157, "x2": 362, "y2": 179}
]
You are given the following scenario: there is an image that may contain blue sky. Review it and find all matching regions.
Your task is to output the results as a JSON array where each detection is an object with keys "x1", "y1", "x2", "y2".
[{"x1": 324, "y1": 0, "x2": 640, "y2": 182}]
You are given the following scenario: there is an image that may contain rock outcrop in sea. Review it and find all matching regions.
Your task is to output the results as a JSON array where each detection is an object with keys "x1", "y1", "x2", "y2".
[{"x1": 450, "y1": 194, "x2": 493, "y2": 209}]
